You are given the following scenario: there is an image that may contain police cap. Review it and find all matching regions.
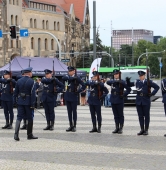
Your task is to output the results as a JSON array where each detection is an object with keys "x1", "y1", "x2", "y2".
[
  {"x1": 44, "y1": 69, "x2": 52, "y2": 74},
  {"x1": 67, "y1": 66, "x2": 75, "y2": 71},
  {"x1": 3, "y1": 70, "x2": 10, "y2": 75},
  {"x1": 21, "y1": 67, "x2": 33, "y2": 74},
  {"x1": 113, "y1": 69, "x2": 120, "y2": 75},
  {"x1": 92, "y1": 71, "x2": 98, "y2": 76},
  {"x1": 138, "y1": 70, "x2": 146, "y2": 76}
]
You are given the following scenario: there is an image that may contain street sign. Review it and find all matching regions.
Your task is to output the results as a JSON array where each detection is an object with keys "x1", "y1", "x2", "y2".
[
  {"x1": 61, "y1": 59, "x2": 70, "y2": 62},
  {"x1": 0, "y1": 30, "x2": 2, "y2": 38},
  {"x1": 159, "y1": 63, "x2": 163, "y2": 68},
  {"x1": 20, "y1": 29, "x2": 29, "y2": 37}
]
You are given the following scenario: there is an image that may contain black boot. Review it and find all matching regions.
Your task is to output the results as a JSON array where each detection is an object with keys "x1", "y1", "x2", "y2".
[
  {"x1": 2, "y1": 119, "x2": 10, "y2": 129},
  {"x1": 20, "y1": 119, "x2": 27, "y2": 130},
  {"x1": 112, "y1": 123, "x2": 119, "y2": 133},
  {"x1": 97, "y1": 123, "x2": 101, "y2": 133},
  {"x1": 50, "y1": 121, "x2": 54, "y2": 131},
  {"x1": 89, "y1": 123, "x2": 98, "y2": 133},
  {"x1": 118, "y1": 124, "x2": 123, "y2": 134},
  {"x1": 27, "y1": 121, "x2": 38, "y2": 140},
  {"x1": 7, "y1": 119, "x2": 13, "y2": 129},
  {"x1": 43, "y1": 121, "x2": 50, "y2": 130},
  {"x1": 137, "y1": 126, "x2": 144, "y2": 135},
  {"x1": 14, "y1": 120, "x2": 21, "y2": 141},
  {"x1": 66, "y1": 122, "x2": 73, "y2": 132},
  {"x1": 72, "y1": 121, "x2": 76, "y2": 132},
  {"x1": 164, "y1": 134, "x2": 166, "y2": 137},
  {"x1": 143, "y1": 127, "x2": 149, "y2": 135}
]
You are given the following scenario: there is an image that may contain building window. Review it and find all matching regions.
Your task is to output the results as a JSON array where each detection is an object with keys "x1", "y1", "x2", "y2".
[
  {"x1": 9, "y1": 0, "x2": 12, "y2": 4},
  {"x1": 13, "y1": 0, "x2": 15, "y2": 5},
  {"x1": 16, "y1": 0, "x2": 19, "y2": 5},
  {"x1": 16, "y1": 36, "x2": 19, "y2": 48},
  {"x1": 54, "y1": 22, "x2": 56, "y2": 30},
  {"x1": 15, "y1": 15, "x2": 18, "y2": 26},
  {"x1": 38, "y1": 38, "x2": 41, "y2": 56},
  {"x1": 11, "y1": 15, "x2": 14, "y2": 25},
  {"x1": 42, "y1": 20, "x2": 45, "y2": 29},
  {"x1": 46, "y1": 20, "x2": 49, "y2": 30},
  {"x1": 45, "y1": 38, "x2": 48, "y2": 50},
  {"x1": 51, "y1": 39, "x2": 54, "y2": 50},
  {"x1": 30, "y1": 18, "x2": 33, "y2": 28},
  {"x1": 34, "y1": 19, "x2": 37, "y2": 28},
  {"x1": 31, "y1": 37, "x2": 34, "y2": 49},
  {"x1": 57, "y1": 22, "x2": 60, "y2": 31}
]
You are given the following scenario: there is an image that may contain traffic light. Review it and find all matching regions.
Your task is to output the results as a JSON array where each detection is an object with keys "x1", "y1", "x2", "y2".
[
  {"x1": 56, "y1": 51, "x2": 59, "y2": 58},
  {"x1": 9, "y1": 26, "x2": 16, "y2": 39}
]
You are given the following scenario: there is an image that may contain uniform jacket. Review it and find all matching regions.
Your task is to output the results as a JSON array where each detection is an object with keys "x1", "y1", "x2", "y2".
[
  {"x1": 107, "y1": 79, "x2": 131, "y2": 104},
  {"x1": 129, "y1": 79, "x2": 159, "y2": 105},
  {"x1": 87, "y1": 81, "x2": 108, "y2": 105},
  {"x1": 41, "y1": 77, "x2": 64, "y2": 103},
  {"x1": 161, "y1": 78, "x2": 166, "y2": 103},
  {"x1": 14, "y1": 76, "x2": 36, "y2": 106},
  {"x1": 62, "y1": 75, "x2": 86, "y2": 101},
  {"x1": 0, "y1": 78, "x2": 16, "y2": 101}
]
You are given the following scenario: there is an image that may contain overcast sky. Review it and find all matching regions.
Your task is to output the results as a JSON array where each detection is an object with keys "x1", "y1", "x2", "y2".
[{"x1": 88, "y1": 0, "x2": 166, "y2": 46}]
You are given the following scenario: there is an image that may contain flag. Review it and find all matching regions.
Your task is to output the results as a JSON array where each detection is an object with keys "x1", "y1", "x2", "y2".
[{"x1": 89, "y1": 58, "x2": 102, "y2": 80}]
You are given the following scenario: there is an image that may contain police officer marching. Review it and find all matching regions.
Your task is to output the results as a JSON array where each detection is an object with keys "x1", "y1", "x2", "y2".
[
  {"x1": 41, "y1": 69, "x2": 64, "y2": 131},
  {"x1": 126, "y1": 70, "x2": 159, "y2": 136},
  {"x1": 13, "y1": 67, "x2": 38, "y2": 141},
  {"x1": 62, "y1": 66, "x2": 86, "y2": 132},
  {"x1": 161, "y1": 77, "x2": 166, "y2": 137},
  {"x1": 87, "y1": 71, "x2": 108, "y2": 133},
  {"x1": 0, "y1": 70, "x2": 16, "y2": 129},
  {"x1": 107, "y1": 69, "x2": 131, "y2": 134}
]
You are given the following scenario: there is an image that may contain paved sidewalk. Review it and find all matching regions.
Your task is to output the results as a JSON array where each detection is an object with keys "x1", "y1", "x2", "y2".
[{"x1": 0, "y1": 100, "x2": 166, "y2": 170}]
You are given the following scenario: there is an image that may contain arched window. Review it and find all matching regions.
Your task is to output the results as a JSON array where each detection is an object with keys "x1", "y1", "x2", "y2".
[
  {"x1": 15, "y1": 15, "x2": 18, "y2": 26},
  {"x1": 13, "y1": 0, "x2": 15, "y2": 5},
  {"x1": 57, "y1": 39, "x2": 60, "y2": 50},
  {"x1": 16, "y1": 0, "x2": 19, "y2": 5},
  {"x1": 9, "y1": 0, "x2": 12, "y2": 4},
  {"x1": 11, "y1": 15, "x2": 14, "y2": 25},
  {"x1": 38, "y1": 38, "x2": 41, "y2": 56},
  {"x1": 30, "y1": 18, "x2": 33, "y2": 28},
  {"x1": 51, "y1": 39, "x2": 54, "y2": 50},
  {"x1": 46, "y1": 20, "x2": 49, "y2": 30},
  {"x1": 34, "y1": 19, "x2": 37, "y2": 28},
  {"x1": 45, "y1": 38, "x2": 48, "y2": 50},
  {"x1": 57, "y1": 22, "x2": 60, "y2": 31},
  {"x1": 31, "y1": 37, "x2": 34, "y2": 49},
  {"x1": 54, "y1": 21, "x2": 56, "y2": 30},
  {"x1": 42, "y1": 20, "x2": 45, "y2": 29}
]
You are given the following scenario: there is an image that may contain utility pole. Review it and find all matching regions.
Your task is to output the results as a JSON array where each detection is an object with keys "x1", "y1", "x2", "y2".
[
  {"x1": 110, "y1": 20, "x2": 113, "y2": 67},
  {"x1": 93, "y1": 1, "x2": 96, "y2": 61},
  {"x1": 132, "y1": 28, "x2": 134, "y2": 66}
]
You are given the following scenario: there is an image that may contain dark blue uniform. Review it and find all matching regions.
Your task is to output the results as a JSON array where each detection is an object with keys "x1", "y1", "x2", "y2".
[
  {"x1": 0, "y1": 75, "x2": 16, "y2": 129},
  {"x1": 107, "y1": 79, "x2": 131, "y2": 133},
  {"x1": 41, "y1": 76, "x2": 64, "y2": 130},
  {"x1": 127, "y1": 71, "x2": 159, "y2": 135},
  {"x1": 161, "y1": 78, "x2": 166, "y2": 115},
  {"x1": 62, "y1": 71, "x2": 86, "y2": 132},
  {"x1": 87, "y1": 79, "x2": 108, "y2": 133},
  {"x1": 13, "y1": 67, "x2": 38, "y2": 141}
]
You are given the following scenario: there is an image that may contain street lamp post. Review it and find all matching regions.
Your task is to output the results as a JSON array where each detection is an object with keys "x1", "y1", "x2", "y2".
[
  {"x1": 109, "y1": 47, "x2": 110, "y2": 67},
  {"x1": 137, "y1": 50, "x2": 165, "y2": 66},
  {"x1": 158, "y1": 57, "x2": 162, "y2": 80}
]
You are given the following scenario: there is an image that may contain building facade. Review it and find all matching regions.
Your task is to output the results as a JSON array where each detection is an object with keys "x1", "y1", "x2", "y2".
[
  {"x1": 0, "y1": 0, "x2": 90, "y2": 67},
  {"x1": 112, "y1": 29, "x2": 153, "y2": 50}
]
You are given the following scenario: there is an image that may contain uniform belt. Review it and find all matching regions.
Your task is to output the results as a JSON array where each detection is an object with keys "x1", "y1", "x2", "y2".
[
  {"x1": 18, "y1": 94, "x2": 30, "y2": 97},
  {"x1": 111, "y1": 92, "x2": 119, "y2": 95},
  {"x1": 44, "y1": 90, "x2": 53, "y2": 93},
  {"x1": 90, "y1": 93, "x2": 96, "y2": 97},
  {"x1": 137, "y1": 93, "x2": 148, "y2": 96},
  {"x1": 67, "y1": 89, "x2": 75, "y2": 92}
]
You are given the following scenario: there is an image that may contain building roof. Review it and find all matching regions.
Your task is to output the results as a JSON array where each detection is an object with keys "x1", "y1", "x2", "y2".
[{"x1": 23, "y1": 0, "x2": 87, "y2": 24}]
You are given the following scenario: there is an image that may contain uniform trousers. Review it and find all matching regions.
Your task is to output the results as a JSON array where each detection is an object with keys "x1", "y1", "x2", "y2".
[
  {"x1": 2, "y1": 101, "x2": 14, "y2": 122},
  {"x1": 43, "y1": 102, "x2": 55, "y2": 121},
  {"x1": 17, "y1": 105, "x2": 34, "y2": 121},
  {"x1": 89, "y1": 104, "x2": 102, "y2": 124},
  {"x1": 66, "y1": 101, "x2": 77, "y2": 123},
  {"x1": 111, "y1": 103, "x2": 124, "y2": 124},
  {"x1": 136, "y1": 103, "x2": 150, "y2": 128}
]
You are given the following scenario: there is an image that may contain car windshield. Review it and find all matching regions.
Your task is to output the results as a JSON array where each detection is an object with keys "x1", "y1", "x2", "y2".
[{"x1": 121, "y1": 72, "x2": 139, "y2": 82}]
